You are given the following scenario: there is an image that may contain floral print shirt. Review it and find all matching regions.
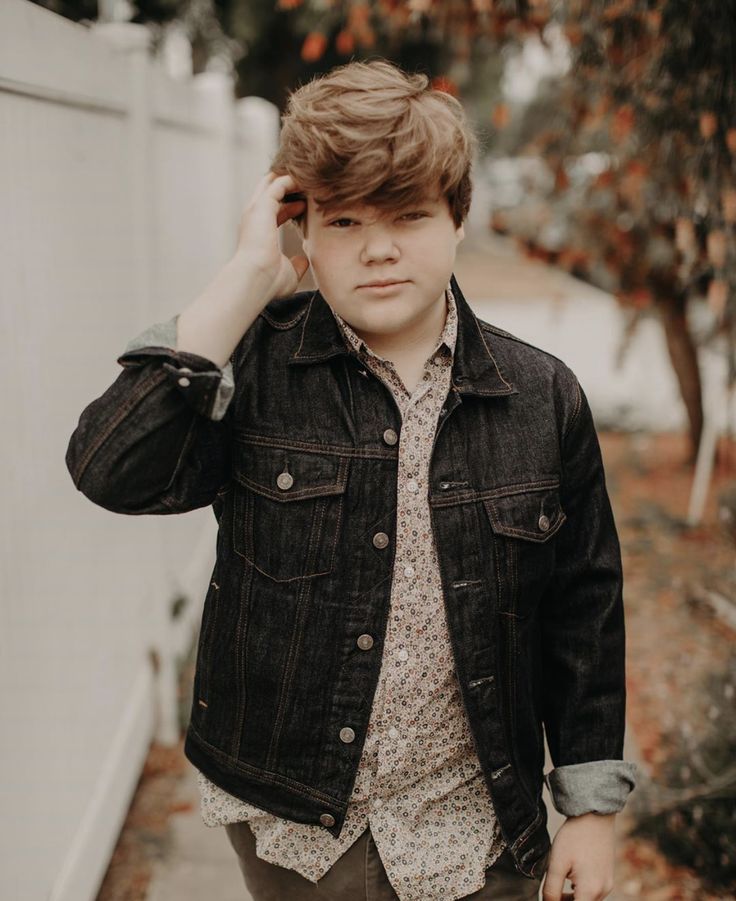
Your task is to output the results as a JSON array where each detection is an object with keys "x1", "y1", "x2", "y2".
[{"x1": 195, "y1": 284, "x2": 508, "y2": 901}]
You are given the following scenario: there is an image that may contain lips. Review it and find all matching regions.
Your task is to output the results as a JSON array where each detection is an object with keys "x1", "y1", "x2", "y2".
[{"x1": 359, "y1": 280, "x2": 407, "y2": 287}]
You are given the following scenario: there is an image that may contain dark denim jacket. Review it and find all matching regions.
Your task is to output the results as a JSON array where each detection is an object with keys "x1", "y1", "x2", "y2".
[{"x1": 65, "y1": 273, "x2": 637, "y2": 879}]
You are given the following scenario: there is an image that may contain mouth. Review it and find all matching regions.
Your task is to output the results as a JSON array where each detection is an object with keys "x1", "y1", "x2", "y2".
[{"x1": 358, "y1": 279, "x2": 409, "y2": 289}]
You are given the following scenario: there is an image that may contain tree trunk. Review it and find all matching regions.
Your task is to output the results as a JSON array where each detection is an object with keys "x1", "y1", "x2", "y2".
[{"x1": 656, "y1": 296, "x2": 703, "y2": 464}]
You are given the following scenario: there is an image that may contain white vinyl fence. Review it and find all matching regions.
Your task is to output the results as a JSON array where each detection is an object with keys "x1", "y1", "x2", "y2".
[{"x1": 0, "y1": 3, "x2": 279, "y2": 899}]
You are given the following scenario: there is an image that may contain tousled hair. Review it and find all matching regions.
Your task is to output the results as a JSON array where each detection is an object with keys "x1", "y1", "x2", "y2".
[{"x1": 270, "y1": 59, "x2": 478, "y2": 232}]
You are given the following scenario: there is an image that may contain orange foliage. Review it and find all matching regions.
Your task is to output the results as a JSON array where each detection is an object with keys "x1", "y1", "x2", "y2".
[
  {"x1": 554, "y1": 167, "x2": 569, "y2": 191},
  {"x1": 348, "y1": 2, "x2": 371, "y2": 26},
  {"x1": 699, "y1": 111, "x2": 718, "y2": 139},
  {"x1": 610, "y1": 104, "x2": 635, "y2": 143},
  {"x1": 564, "y1": 24, "x2": 584, "y2": 45},
  {"x1": 707, "y1": 279, "x2": 728, "y2": 316},
  {"x1": 301, "y1": 31, "x2": 327, "y2": 61},
  {"x1": 722, "y1": 187, "x2": 736, "y2": 223},
  {"x1": 491, "y1": 103, "x2": 510, "y2": 129},
  {"x1": 335, "y1": 29, "x2": 356, "y2": 55},
  {"x1": 706, "y1": 230, "x2": 727, "y2": 267},
  {"x1": 431, "y1": 75, "x2": 459, "y2": 97}
]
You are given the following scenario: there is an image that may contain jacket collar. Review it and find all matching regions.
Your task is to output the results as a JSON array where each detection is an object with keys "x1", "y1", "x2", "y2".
[{"x1": 288, "y1": 273, "x2": 517, "y2": 397}]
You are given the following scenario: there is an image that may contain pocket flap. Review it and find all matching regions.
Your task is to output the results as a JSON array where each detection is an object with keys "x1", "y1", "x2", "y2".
[
  {"x1": 484, "y1": 481, "x2": 566, "y2": 542},
  {"x1": 233, "y1": 442, "x2": 349, "y2": 502}
]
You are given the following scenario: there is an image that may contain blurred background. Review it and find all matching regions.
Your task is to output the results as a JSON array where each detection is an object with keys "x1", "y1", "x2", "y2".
[{"x1": 2, "y1": 0, "x2": 735, "y2": 898}]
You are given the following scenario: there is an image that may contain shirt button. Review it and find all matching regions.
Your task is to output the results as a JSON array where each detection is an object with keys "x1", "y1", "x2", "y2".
[
  {"x1": 276, "y1": 472, "x2": 294, "y2": 490},
  {"x1": 383, "y1": 428, "x2": 398, "y2": 446},
  {"x1": 404, "y1": 565, "x2": 415, "y2": 577},
  {"x1": 406, "y1": 478, "x2": 419, "y2": 493},
  {"x1": 339, "y1": 727, "x2": 355, "y2": 743},
  {"x1": 388, "y1": 727, "x2": 399, "y2": 739},
  {"x1": 357, "y1": 634, "x2": 374, "y2": 650},
  {"x1": 177, "y1": 377, "x2": 191, "y2": 387},
  {"x1": 319, "y1": 813, "x2": 335, "y2": 827},
  {"x1": 538, "y1": 514, "x2": 550, "y2": 532},
  {"x1": 372, "y1": 798, "x2": 383, "y2": 809},
  {"x1": 398, "y1": 649, "x2": 408, "y2": 661},
  {"x1": 372, "y1": 532, "x2": 389, "y2": 549}
]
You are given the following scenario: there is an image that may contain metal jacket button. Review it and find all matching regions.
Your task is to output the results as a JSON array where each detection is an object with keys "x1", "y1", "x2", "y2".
[
  {"x1": 538, "y1": 514, "x2": 550, "y2": 532},
  {"x1": 357, "y1": 634, "x2": 374, "y2": 650},
  {"x1": 372, "y1": 532, "x2": 389, "y2": 549},
  {"x1": 276, "y1": 471, "x2": 294, "y2": 490},
  {"x1": 177, "y1": 367, "x2": 193, "y2": 386},
  {"x1": 382, "y1": 428, "x2": 398, "y2": 445},
  {"x1": 339, "y1": 727, "x2": 355, "y2": 743},
  {"x1": 319, "y1": 813, "x2": 335, "y2": 827}
]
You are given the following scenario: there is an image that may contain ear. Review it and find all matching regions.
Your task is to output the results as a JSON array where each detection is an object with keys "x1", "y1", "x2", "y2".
[{"x1": 456, "y1": 222, "x2": 465, "y2": 244}]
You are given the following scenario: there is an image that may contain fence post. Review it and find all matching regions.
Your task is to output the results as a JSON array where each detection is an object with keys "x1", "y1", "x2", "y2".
[
  {"x1": 89, "y1": 22, "x2": 153, "y2": 325},
  {"x1": 193, "y1": 70, "x2": 238, "y2": 260},
  {"x1": 89, "y1": 22, "x2": 182, "y2": 745}
]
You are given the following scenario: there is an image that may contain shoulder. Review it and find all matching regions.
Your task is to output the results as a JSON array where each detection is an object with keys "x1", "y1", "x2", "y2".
[
  {"x1": 478, "y1": 318, "x2": 579, "y2": 388},
  {"x1": 477, "y1": 317, "x2": 583, "y2": 435},
  {"x1": 258, "y1": 290, "x2": 313, "y2": 330}
]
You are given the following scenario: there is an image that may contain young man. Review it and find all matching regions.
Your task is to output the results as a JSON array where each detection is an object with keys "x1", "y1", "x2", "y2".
[{"x1": 66, "y1": 59, "x2": 638, "y2": 901}]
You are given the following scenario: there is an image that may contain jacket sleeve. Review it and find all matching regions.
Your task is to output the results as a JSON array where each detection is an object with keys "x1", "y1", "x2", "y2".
[
  {"x1": 65, "y1": 314, "x2": 236, "y2": 515},
  {"x1": 541, "y1": 376, "x2": 639, "y2": 816}
]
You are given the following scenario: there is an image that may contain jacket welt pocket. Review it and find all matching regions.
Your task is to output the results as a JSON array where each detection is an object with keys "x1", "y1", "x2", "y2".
[
  {"x1": 483, "y1": 480, "x2": 566, "y2": 619},
  {"x1": 232, "y1": 442, "x2": 350, "y2": 583},
  {"x1": 483, "y1": 480, "x2": 566, "y2": 543}
]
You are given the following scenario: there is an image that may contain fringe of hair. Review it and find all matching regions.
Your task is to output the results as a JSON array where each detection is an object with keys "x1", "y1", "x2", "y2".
[{"x1": 270, "y1": 59, "x2": 478, "y2": 230}]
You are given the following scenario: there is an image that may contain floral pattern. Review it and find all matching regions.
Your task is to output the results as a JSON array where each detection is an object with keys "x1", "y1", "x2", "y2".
[{"x1": 196, "y1": 284, "x2": 507, "y2": 900}]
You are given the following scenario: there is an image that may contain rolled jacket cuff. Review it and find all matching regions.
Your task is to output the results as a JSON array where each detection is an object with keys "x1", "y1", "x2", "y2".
[
  {"x1": 119, "y1": 314, "x2": 234, "y2": 421},
  {"x1": 544, "y1": 759, "x2": 640, "y2": 816}
]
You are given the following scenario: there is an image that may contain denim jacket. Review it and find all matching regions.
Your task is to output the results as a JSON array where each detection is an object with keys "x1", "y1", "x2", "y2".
[{"x1": 65, "y1": 273, "x2": 638, "y2": 879}]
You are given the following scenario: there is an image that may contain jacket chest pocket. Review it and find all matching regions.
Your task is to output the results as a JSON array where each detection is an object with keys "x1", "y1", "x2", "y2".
[
  {"x1": 232, "y1": 442, "x2": 351, "y2": 583},
  {"x1": 483, "y1": 479, "x2": 566, "y2": 619}
]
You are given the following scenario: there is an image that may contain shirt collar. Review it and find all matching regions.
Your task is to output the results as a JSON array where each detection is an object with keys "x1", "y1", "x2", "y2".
[{"x1": 328, "y1": 283, "x2": 458, "y2": 364}]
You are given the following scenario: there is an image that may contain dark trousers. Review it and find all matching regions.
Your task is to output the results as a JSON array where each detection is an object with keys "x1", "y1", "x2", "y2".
[{"x1": 224, "y1": 821, "x2": 547, "y2": 900}]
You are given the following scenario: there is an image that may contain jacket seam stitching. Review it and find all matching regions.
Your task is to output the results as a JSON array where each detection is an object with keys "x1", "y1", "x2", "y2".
[
  {"x1": 474, "y1": 318, "x2": 515, "y2": 390},
  {"x1": 73, "y1": 368, "x2": 168, "y2": 487},
  {"x1": 189, "y1": 726, "x2": 344, "y2": 806},
  {"x1": 561, "y1": 379, "x2": 583, "y2": 443}
]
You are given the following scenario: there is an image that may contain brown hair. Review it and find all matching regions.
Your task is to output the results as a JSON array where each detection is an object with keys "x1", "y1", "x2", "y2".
[{"x1": 270, "y1": 58, "x2": 478, "y2": 233}]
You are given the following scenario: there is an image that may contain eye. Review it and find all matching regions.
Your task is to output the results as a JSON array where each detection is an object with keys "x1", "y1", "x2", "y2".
[
  {"x1": 329, "y1": 217, "x2": 355, "y2": 228},
  {"x1": 400, "y1": 211, "x2": 428, "y2": 221}
]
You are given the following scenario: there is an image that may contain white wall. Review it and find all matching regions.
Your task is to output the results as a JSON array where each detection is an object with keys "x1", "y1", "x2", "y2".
[{"x1": 0, "y1": 4, "x2": 279, "y2": 899}]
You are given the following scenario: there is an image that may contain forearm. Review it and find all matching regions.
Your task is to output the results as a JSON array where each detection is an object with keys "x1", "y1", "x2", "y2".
[
  {"x1": 176, "y1": 251, "x2": 276, "y2": 368},
  {"x1": 65, "y1": 348, "x2": 232, "y2": 515},
  {"x1": 541, "y1": 377, "x2": 638, "y2": 815}
]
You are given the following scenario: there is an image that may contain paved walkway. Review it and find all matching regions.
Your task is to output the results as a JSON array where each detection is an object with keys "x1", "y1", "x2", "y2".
[{"x1": 145, "y1": 230, "x2": 645, "y2": 901}]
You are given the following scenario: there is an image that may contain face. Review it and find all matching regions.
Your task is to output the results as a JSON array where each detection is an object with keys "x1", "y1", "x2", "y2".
[{"x1": 300, "y1": 189, "x2": 465, "y2": 345}]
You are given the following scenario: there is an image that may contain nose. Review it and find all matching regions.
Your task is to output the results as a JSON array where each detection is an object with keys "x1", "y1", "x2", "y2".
[{"x1": 360, "y1": 224, "x2": 399, "y2": 263}]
